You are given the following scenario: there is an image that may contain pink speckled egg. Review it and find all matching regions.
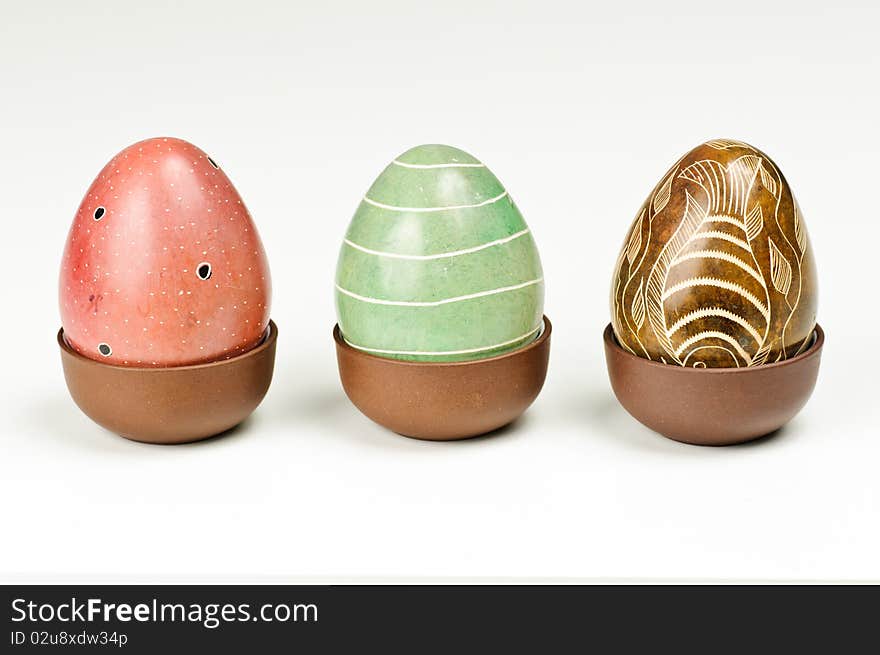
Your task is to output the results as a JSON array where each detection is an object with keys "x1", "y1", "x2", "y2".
[{"x1": 59, "y1": 137, "x2": 271, "y2": 367}]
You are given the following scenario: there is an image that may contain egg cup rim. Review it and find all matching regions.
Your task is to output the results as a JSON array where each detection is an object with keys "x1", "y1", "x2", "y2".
[
  {"x1": 57, "y1": 319, "x2": 278, "y2": 373},
  {"x1": 333, "y1": 315, "x2": 552, "y2": 368},
  {"x1": 603, "y1": 322, "x2": 824, "y2": 373}
]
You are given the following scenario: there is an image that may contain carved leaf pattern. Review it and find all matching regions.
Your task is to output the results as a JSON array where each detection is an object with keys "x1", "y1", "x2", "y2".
[
  {"x1": 705, "y1": 139, "x2": 748, "y2": 150},
  {"x1": 653, "y1": 169, "x2": 676, "y2": 215},
  {"x1": 625, "y1": 209, "x2": 644, "y2": 265},
  {"x1": 645, "y1": 189, "x2": 709, "y2": 362},
  {"x1": 631, "y1": 278, "x2": 646, "y2": 329},
  {"x1": 794, "y1": 203, "x2": 807, "y2": 254},
  {"x1": 768, "y1": 238, "x2": 792, "y2": 295},
  {"x1": 751, "y1": 339, "x2": 774, "y2": 367},
  {"x1": 733, "y1": 156, "x2": 762, "y2": 186},
  {"x1": 759, "y1": 165, "x2": 778, "y2": 197},
  {"x1": 653, "y1": 157, "x2": 776, "y2": 367},
  {"x1": 745, "y1": 204, "x2": 763, "y2": 241}
]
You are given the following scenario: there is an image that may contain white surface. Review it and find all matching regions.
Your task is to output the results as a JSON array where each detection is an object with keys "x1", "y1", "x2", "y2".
[{"x1": 0, "y1": 0, "x2": 878, "y2": 582}]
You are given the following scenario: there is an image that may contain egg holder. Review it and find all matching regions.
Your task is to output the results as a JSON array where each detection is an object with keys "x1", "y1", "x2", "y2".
[
  {"x1": 333, "y1": 316, "x2": 551, "y2": 440},
  {"x1": 58, "y1": 321, "x2": 278, "y2": 444},
  {"x1": 603, "y1": 323, "x2": 824, "y2": 445}
]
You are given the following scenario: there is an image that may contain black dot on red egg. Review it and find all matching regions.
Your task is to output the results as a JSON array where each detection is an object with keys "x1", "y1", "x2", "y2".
[
  {"x1": 93, "y1": 206, "x2": 105, "y2": 221},
  {"x1": 98, "y1": 343, "x2": 112, "y2": 357},
  {"x1": 207, "y1": 156, "x2": 219, "y2": 169},
  {"x1": 197, "y1": 262, "x2": 212, "y2": 280}
]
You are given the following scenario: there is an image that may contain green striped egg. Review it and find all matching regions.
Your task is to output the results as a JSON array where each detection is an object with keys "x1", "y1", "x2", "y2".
[{"x1": 335, "y1": 144, "x2": 544, "y2": 362}]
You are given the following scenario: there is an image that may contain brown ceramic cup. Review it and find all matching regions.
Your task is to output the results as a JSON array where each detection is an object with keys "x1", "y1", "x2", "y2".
[
  {"x1": 58, "y1": 321, "x2": 278, "y2": 444},
  {"x1": 334, "y1": 316, "x2": 552, "y2": 440},
  {"x1": 603, "y1": 323, "x2": 824, "y2": 446}
]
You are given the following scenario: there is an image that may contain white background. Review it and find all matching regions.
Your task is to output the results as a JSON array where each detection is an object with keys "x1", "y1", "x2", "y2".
[{"x1": 1, "y1": 0, "x2": 878, "y2": 582}]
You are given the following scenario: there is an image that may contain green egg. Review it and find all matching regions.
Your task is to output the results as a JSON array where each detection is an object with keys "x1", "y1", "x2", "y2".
[{"x1": 335, "y1": 144, "x2": 544, "y2": 362}]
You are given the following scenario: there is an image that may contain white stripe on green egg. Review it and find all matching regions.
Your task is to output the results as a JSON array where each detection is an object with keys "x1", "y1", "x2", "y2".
[
  {"x1": 344, "y1": 228, "x2": 531, "y2": 260},
  {"x1": 361, "y1": 191, "x2": 508, "y2": 213},
  {"x1": 346, "y1": 324, "x2": 542, "y2": 357},
  {"x1": 391, "y1": 160, "x2": 486, "y2": 169},
  {"x1": 335, "y1": 144, "x2": 544, "y2": 362}
]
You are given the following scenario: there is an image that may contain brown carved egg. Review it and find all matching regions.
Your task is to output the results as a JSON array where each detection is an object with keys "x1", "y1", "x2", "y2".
[{"x1": 611, "y1": 139, "x2": 817, "y2": 368}]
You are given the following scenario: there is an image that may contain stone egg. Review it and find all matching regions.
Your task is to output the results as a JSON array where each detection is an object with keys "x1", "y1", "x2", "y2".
[
  {"x1": 335, "y1": 144, "x2": 544, "y2": 362},
  {"x1": 610, "y1": 139, "x2": 817, "y2": 368},
  {"x1": 59, "y1": 137, "x2": 271, "y2": 367}
]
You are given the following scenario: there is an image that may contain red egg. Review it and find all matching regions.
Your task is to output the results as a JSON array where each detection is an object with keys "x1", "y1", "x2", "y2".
[{"x1": 59, "y1": 137, "x2": 271, "y2": 367}]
